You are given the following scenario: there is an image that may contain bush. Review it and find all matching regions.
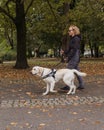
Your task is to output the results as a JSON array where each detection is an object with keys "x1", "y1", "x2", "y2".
[{"x1": 3, "y1": 51, "x2": 16, "y2": 61}]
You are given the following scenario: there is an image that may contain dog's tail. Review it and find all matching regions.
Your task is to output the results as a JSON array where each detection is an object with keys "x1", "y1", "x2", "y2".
[{"x1": 72, "y1": 69, "x2": 87, "y2": 77}]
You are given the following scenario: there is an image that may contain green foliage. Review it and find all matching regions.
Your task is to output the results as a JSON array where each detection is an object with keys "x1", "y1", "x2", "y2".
[
  {"x1": 68, "y1": 0, "x2": 104, "y2": 56},
  {"x1": 26, "y1": 0, "x2": 77, "y2": 55},
  {"x1": 0, "y1": 39, "x2": 16, "y2": 60},
  {"x1": 70, "y1": 0, "x2": 104, "y2": 37},
  {"x1": 0, "y1": 0, "x2": 104, "y2": 60}
]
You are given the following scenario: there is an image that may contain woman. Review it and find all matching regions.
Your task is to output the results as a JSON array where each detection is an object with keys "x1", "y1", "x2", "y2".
[{"x1": 61, "y1": 25, "x2": 84, "y2": 90}]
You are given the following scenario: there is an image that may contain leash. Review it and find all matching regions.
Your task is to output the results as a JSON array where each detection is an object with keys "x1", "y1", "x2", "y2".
[
  {"x1": 42, "y1": 56, "x2": 66, "y2": 79},
  {"x1": 53, "y1": 61, "x2": 63, "y2": 68},
  {"x1": 53, "y1": 53, "x2": 68, "y2": 68},
  {"x1": 42, "y1": 60, "x2": 64, "y2": 79}
]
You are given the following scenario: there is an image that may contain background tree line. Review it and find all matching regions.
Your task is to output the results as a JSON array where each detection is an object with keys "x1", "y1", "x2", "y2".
[{"x1": 0, "y1": 0, "x2": 104, "y2": 68}]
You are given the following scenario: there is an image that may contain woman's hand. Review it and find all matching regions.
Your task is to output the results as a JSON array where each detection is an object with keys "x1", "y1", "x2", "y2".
[{"x1": 60, "y1": 49, "x2": 64, "y2": 55}]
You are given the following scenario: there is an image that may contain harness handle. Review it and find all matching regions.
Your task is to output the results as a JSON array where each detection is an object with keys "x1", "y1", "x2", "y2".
[{"x1": 42, "y1": 69, "x2": 56, "y2": 79}]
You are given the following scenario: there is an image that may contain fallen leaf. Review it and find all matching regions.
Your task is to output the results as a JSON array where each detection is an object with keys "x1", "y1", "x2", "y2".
[
  {"x1": 25, "y1": 123, "x2": 30, "y2": 126},
  {"x1": 10, "y1": 122, "x2": 18, "y2": 126},
  {"x1": 79, "y1": 118, "x2": 87, "y2": 122},
  {"x1": 5, "y1": 127, "x2": 10, "y2": 130},
  {"x1": 39, "y1": 123, "x2": 45, "y2": 126},
  {"x1": 95, "y1": 121, "x2": 101, "y2": 124},
  {"x1": 28, "y1": 111, "x2": 32, "y2": 114},
  {"x1": 72, "y1": 112, "x2": 78, "y2": 115},
  {"x1": 26, "y1": 92, "x2": 31, "y2": 95}
]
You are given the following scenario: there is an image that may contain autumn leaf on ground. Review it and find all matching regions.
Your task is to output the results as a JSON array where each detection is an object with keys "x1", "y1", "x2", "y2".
[
  {"x1": 5, "y1": 127, "x2": 11, "y2": 130},
  {"x1": 26, "y1": 92, "x2": 32, "y2": 95},
  {"x1": 38, "y1": 123, "x2": 46, "y2": 129},
  {"x1": 79, "y1": 118, "x2": 87, "y2": 122},
  {"x1": 39, "y1": 123, "x2": 46, "y2": 126},
  {"x1": 94, "y1": 121, "x2": 101, "y2": 124},
  {"x1": 72, "y1": 112, "x2": 78, "y2": 115},
  {"x1": 27, "y1": 111, "x2": 32, "y2": 114},
  {"x1": 25, "y1": 122, "x2": 29, "y2": 125},
  {"x1": 10, "y1": 122, "x2": 18, "y2": 126}
]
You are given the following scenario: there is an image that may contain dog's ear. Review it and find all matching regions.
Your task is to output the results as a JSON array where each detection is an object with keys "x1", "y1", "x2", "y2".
[{"x1": 37, "y1": 67, "x2": 44, "y2": 76}]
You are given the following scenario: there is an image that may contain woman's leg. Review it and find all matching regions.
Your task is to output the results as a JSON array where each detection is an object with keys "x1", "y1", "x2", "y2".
[
  {"x1": 67, "y1": 61, "x2": 84, "y2": 89},
  {"x1": 75, "y1": 66, "x2": 84, "y2": 89}
]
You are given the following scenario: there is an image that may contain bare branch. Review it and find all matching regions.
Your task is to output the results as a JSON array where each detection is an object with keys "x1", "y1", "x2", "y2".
[{"x1": 25, "y1": 0, "x2": 34, "y2": 16}]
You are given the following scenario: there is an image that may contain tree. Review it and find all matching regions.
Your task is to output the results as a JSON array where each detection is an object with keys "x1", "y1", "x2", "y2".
[
  {"x1": 26, "y1": 0, "x2": 78, "y2": 58},
  {"x1": 0, "y1": 0, "x2": 34, "y2": 68},
  {"x1": 26, "y1": 0, "x2": 64, "y2": 57},
  {"x1": 69, "y1": 0, "x2": 104, "y2": 57}
]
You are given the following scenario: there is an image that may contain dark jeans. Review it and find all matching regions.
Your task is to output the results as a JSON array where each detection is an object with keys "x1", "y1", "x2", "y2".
[{"x1": 67, "y1": 61, "x2": 84, "y2": 87}]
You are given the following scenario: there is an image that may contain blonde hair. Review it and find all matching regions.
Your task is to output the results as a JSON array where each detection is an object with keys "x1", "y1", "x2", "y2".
[{"x1": 69, "y1": 25, "x2": 80, "y2": 35}]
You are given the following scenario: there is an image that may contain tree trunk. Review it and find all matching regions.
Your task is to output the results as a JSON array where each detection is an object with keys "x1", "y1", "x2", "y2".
[
  {"x1": 14, "y1": 0, "x2": 29, "y2": 69},
  {"x1": 94, "y1": 43, "x2": 99, "y2": 58},
  {"x1": 89, "y1": 41, "x2": 94, "y2": 57},
  {"x1": 80, "y1": 39, "x2": 85, "y2": 56}
]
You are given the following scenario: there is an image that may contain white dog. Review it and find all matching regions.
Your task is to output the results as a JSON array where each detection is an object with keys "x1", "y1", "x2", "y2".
[{"x1": 31, "y1": 66, "x2": 86, "y2": 95}]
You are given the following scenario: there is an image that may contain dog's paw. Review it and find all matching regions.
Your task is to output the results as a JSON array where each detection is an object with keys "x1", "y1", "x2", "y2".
[
  {"x1": 71, "y1": 92, "x2": 75, "y2": 95},
  {"x1": 50, "y1": 90, "x2": 57, "y2": 93},
  {"x1": 67, "y1": 92, "x2": 71, "y2": 95},
  {"x1": 42, "y1": 93, "x2": 48, "y2": 96}
]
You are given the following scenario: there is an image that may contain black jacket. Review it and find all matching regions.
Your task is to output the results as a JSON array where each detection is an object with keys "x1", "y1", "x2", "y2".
[{"x1": 64, "y1": 35, "x2": 81, "y2": 62}]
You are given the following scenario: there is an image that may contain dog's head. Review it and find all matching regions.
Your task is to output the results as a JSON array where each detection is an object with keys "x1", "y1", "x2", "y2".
[{"x1": 31, "y1": 66, "x2": 43, "y2": 76}]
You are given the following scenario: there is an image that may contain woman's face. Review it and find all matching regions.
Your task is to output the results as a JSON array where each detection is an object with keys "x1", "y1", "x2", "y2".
[{"x1": 68, "y1": 27, "x2": 75, "y2": 37}]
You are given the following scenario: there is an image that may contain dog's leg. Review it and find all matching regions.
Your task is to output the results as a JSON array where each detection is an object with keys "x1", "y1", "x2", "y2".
[
  {"x1": 63, "y1": 77, "x2": 73, "y2": 95},
  {"x1": 68, "y1": 85, "x2": 76, "y2": 95},
  {"x1": 71, "y1": 83, "x2": 76, "y2": 95},
  {"x1": 67, "y1": 81, "x2": 76, "y2": 95},
  {"x1": 43, "y1": 83, "x2": 50, "y2": 96},
  {"x1": 69, "y1": 81, "x2": 76, "y2": 94},
  {"x1": 67, "y1": 83, "x2": 76, "y2": 95},
  {"x1": 63, "y1": 75, "x2": 76, "y2": 95},
  {"x1": 50, "y1": 82, "x2": 57, "y2": 93},
  {"x1": 67, "y1": 85, "x2": 73, "y2": 95}
]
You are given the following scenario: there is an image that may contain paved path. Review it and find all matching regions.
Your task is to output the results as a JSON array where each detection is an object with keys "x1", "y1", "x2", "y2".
[
  {"x1": 0, "y1": 75, "x2": 104, "y2": 130},
  {"x1": 0, "y1": 104, "x2": 104, "y2": 130},
  {"x1": 0, "y1": 75, "x2": 104, "y2": 107}
]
